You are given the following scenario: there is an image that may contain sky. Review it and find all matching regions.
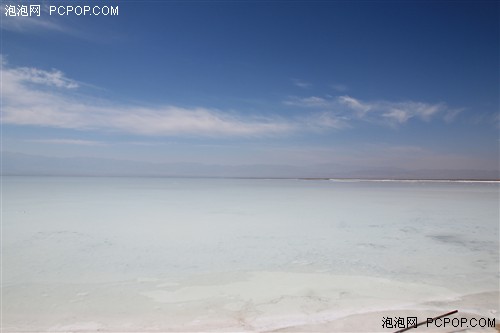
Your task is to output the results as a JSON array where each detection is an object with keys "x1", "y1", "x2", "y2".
[{"x1": 1, "y1": 0, "x2": 499, "y2": 178}]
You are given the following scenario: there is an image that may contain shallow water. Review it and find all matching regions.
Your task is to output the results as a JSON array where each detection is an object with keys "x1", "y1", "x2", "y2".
[{"x1": 2, "y1": 176, "x2": 499, "y2": 331}]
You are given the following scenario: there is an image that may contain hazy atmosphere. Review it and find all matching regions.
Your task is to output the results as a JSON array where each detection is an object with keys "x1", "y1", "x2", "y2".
[{"x1": 2, "y1": 1, "x2": 499, "y2": 178}]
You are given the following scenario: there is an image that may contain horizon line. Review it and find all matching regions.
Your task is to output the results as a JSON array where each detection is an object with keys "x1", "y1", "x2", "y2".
[{"x1": 1, "y1": 174, "x2": 499, "y2": 183}]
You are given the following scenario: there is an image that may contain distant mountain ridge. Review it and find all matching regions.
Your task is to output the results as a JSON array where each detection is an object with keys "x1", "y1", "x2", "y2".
[{"x1": 1, "y1": 151, "x2": 498, "y2": 180}]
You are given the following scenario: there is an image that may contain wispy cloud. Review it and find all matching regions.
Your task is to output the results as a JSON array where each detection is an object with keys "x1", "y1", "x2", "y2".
[
  {"x1": 302, "y1": 112, "x2": 348, "y2": 130},
  {"x1": 285, "y1": 95, "x2": 456, "y2": 125},
  {"x1": 104, "y1": 107, "x2": 295, "y2": 137},
  {"x1": 291, "y1": 78, "x2": 311, "y2": 89},
  {"x1": 338, "y1": 95, "x2": 370, "y2": 114},
  {"x1": 443, "y1": 108, "x2": 463, "y2": 123},
  {"x1": 284, "y1": 96, "x2": 330, "y2": 108},
  {"x1": 493, "y1": 113, "x2": 500, "y2": 129},
  {"x1": 2, "y1": 59, "x2": 462, "y2": 138},
  {"x1": 10, "y1": 66, "x2": 79, "y2": 89},
  {"x1": 1, "y1": 5, "x2": 103, "y2": 41},
  {"x1": 1, "y1": 5, "x2": 67, "y2": 33},
  {"x1": 27, "y1": 139, "x2": 106, "y2": 146},
  {"x1": 376, "y1": 101, "x2": 443, "y2": 123},
  {"x1": 331, "y1": 83, "x2": 348, "y2": 92},
  {"x1": 1, "y1": 59, "x2": 297, "y2": 137}
]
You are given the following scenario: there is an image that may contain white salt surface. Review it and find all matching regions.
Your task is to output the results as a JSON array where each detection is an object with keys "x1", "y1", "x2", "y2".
[{"x1": 2, "y1": 177, "x2": 499, "y2": 331}]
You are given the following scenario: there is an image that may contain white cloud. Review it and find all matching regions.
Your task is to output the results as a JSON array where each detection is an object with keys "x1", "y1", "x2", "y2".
[
  {"x1": 1, "y1": 6, "x2": 66, "y2": 33},
  {"x1": 338, "y1": 96, "x2": 445, "y2": 123},
  {"x1": 443, "y1": 108, "x2": 463, "y2": 123},
  {"x1": 338, "y1": 95, "x2": 371, "y2": 113},
  {"x1": 382, "y1": 108, "x2": 411, "y2": 123},
  {"x1": 27, "y1": 139, "x2": 105, "y2": 146},
  {"x1": 331, "y1": 83, "x2": 348, "y2": 92},
  {"x1": 376, "y1": 101, "x2": 444, "y2": 123},
  {"x1": 284, "y1": 96, "x2": 331, "y2": 108},
  {"x1": 291, "y1": 78, "x2": 311, "y2": 89},
  {"x1": 105, "y1": 107, "x2": 295, "y2": 137},
  {"x1": 0, "y1": 4, "x2": 79, "y2": 35},
  {"x1": 2, "y1": 59, "x2": 462, "y2": 139},
  {"x1": 11, "y1": 67, "x2": 79, "y2": 89},
  {"x1": 1, "y1": 60, "x2": 296, "y2": 137},
  {"x1": 285, "y1": 94, "x2": 455, "y2": 125},
  {"x1": 308, "y1": 112, "x2": 348, "y2": 130}
]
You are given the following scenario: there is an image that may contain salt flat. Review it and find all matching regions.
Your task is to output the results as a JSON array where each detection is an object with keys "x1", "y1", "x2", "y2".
[{"x1": 2, "y1": 177, "x2": 498, "y2": 331}]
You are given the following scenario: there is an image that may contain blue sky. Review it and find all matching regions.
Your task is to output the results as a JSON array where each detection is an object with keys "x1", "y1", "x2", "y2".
[{"x1": 1, "y1": 1, "x2": 499, "y2": 177}]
